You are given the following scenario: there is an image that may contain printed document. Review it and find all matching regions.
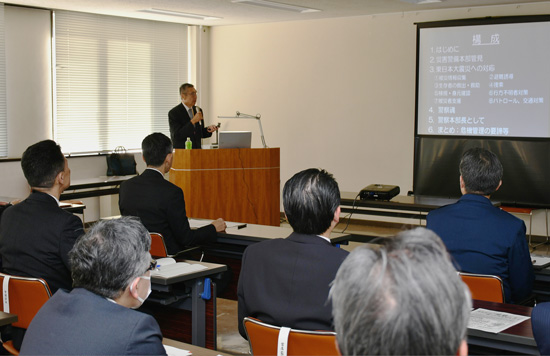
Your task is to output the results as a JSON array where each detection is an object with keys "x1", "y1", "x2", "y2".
[{"x1": 468, "y1": 308, "x2": 530, "y2": 333}]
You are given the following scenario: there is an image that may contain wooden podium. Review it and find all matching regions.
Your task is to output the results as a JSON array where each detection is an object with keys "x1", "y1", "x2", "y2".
[{"x1": 169, "y1": 148, "x2": 280, "y2": 226}]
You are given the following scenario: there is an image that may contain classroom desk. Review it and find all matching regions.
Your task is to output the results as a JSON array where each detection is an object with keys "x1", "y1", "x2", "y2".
[
  {"x1": 148, "y1": 260, "x2": 227, "y2": 349},
  {"x1": 340, "y1": 192, "x2": 500, "y2": 223},
  {"x1": 0, "y1": 311, "x2": 17, "y2": 327},
  {"x1": 163, "y1": 338, "x2": 233, "y2": 356},
  {"x1": 468, "y1": 299, "x2": 537, "y2": 355},
  {"x1": 218, "y1": 222, "x2": 350, "y2": 247},
  {"x1": 60, "y1": 175, "x2": 134, "y2": 200}
]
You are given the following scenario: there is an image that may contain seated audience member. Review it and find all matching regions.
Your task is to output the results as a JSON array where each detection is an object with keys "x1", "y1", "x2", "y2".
[
  {"x1": 237, "y1": 168, "x2": 349, "y2": 338},
  {"x1": 0, "y1": 139, "x2": 83, "y2": 293},
  {"x1": 330, "y1": 227, "x2": 471, "y2": 356},
  {"x1": 531, "y1": 302, "x2": 550, "y2": 355},
  {"x1": 20, "y1": 217, "x2": 166, "y2": 356},
  {"x1": 426, "y1": 147, "x2": 534, "y2": 304},
  {"x1": 119, "y1": 132, "x2": 225, "y2": 255}
]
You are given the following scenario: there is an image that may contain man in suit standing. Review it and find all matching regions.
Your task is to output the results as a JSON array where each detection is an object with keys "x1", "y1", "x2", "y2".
[
  {"x1": 119, "y1": 133, "x2": 226, "y2": 255},
  {"x1": 21, "y1": 217, "x2": 166, "y2": 355},
  {"x1": 0, "y1": 140, "x2": 83, "y2": 294},
  {"x1": 168, "y1": 83, "x2": 219, "y2": 149},
  {"x1": 237, "y1": 168, "x2": 349, "y2": 338},
  {"x1": 427, "y1": 147, "x2": 534, "y2": 304}
]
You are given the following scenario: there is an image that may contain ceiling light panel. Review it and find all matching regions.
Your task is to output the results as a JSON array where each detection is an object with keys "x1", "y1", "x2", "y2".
[
  {"x1": 231, "y1": 0, "x2": 320, "y2": 13},
  {"x1": 400, "y1": 0, "x2": 443, "y2": 4},
  {"x1": 139, "y1": 8, "x2": 222, "y2": 20}
]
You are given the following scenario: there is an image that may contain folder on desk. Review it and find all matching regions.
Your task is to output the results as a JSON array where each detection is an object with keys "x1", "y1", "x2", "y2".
[
  {"x1": 531, "y1": 254, "x2": 550, "y2": 270},
  {"x1": 151, "y1": 258, "x2": 207, "y2": 278}
]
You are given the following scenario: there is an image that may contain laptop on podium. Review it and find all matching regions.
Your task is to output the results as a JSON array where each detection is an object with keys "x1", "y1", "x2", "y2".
[{"x1": 218, "y1": 131, "x2": 252, "y2": 149}]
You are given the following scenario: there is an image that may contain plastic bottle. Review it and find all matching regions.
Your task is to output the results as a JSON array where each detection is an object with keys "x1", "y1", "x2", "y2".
[{"x1": 185, "y1": 137, "x2": 192, "y2": 149}]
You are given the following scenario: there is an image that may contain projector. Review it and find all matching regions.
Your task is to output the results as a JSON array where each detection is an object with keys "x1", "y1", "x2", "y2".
[{"x1": 360, "y1": 184, "x2": 400, "y2": 201}]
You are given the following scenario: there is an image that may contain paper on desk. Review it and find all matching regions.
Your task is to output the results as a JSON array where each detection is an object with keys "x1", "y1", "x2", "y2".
[
  {"x1": 188, "y1": 219, "x2": 241, "y2": 229},
  {"x1": 531, "y1": 254, "x2": 550, "y2": 268},
  {"x1": 188, "y1": 219, "x2": 213, "y2": 228},
  {"x1": 164, "y1": 345, "x2": 192, "y2": 356},
  {"x1": 468, "y1": 308, "x2": 530, "y2": 333},
  {"x1": 224, "y1": 221, "x2": 245, "y2": 228}
]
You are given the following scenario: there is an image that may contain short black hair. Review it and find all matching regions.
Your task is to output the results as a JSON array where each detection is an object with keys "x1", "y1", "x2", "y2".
[
  {"x1": 142, "y1": 133, "x2": 172, "y2": 167},
  {"x1": 459, "y1": 147, "x2": 503, "y2": 195},
  {"x1": 21, "y1": 140, "x2": 65, "y2": 188},
  {"x1": 179, "y1": 83, "x2": 194, "y2": 95},
  {"x1": 283, "y1": 168, "x2": 340, "y2": 235}
]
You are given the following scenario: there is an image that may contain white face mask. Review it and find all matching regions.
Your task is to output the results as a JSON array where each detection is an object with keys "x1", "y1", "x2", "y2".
[{"x1": 130, "y1": 275, "x2": 152, "y2": 308}]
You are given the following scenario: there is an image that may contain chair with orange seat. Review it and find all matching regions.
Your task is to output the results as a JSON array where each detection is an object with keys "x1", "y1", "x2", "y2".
[
  {"x1": 149, "y1": 232, "x2": 168, "y2": 258},
  {"x1": 243, "y1": 317, "x2": 339, "y2": 356},
  {"x1": 459, "y1": 272, "x2": 504, "y2": 303},
  {"x1": 0, "y1": 273, "x2": 52, "y2": 355},
  {"x1": 149, "y1": 232, "x2": 204, "y2": 260}
]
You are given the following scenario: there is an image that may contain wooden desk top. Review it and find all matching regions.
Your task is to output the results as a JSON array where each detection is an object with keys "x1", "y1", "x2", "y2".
[
  {"x1": 163, "y1": 338, "x2": 233, "y2": 355},
  {"x1": 0, "y1": 311, "x2": 17, "y2": 327}
]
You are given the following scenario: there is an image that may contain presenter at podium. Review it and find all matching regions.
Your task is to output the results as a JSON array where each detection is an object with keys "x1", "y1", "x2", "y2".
[{"x1": 168, "y1": 83, "x2": 219, "y2": 149}]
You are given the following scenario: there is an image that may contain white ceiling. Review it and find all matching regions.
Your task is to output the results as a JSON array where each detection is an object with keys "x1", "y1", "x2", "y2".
[{"x1": 6, "y1": 0, "x2": 550, "y2": 26}]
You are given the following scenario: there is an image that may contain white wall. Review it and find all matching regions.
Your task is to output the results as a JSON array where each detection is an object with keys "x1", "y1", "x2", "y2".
[
  {"x1": 207, "y1": 3, "x2": 550, "y2": 234},
  {"x1": 0, "y1": 6, "x2": 52, "y2": 199},
  {"x1": 5, "y1": 5, "x2": 52, "y2": 157}
]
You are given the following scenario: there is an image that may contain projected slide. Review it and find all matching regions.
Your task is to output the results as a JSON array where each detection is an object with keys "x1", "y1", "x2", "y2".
[{"x1": 417, "y1": 21, "x2": 550, "y2": 138}]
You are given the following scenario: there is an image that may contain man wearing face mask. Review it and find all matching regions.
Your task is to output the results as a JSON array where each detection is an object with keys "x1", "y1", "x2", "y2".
[{"x1": 20, "y1": 217, "x2": 166, "y2": 355}]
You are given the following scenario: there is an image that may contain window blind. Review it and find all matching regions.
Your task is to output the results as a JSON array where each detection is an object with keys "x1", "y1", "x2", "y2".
[
  {"x1": 0, "y1": 4, "x2": 7, "y2": 157},
  {"x1": 54, "y1": 11, "x2": 188, "y2": 153}
]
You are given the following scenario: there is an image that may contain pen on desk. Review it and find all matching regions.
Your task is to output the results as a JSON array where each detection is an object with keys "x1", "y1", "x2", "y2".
[{"x1": 238, "y1": 223, "x2": 247, "y2": 229}]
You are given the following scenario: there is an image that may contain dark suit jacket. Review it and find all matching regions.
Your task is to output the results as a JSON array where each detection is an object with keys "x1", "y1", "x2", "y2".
[
  {"x1": 20, "y1": 288, "x2": 166, "y2": 355},
  {"x1": 237, "y1": 232, "x2": 349, "y2": 338},
  {"x1": 532, "y1": 302, "x2": 550, "y2": 355},
  {"x1": 168, "y1": 103, "x2": 212, "y2": 149},
  {"x1": 0, "y1": 191, "x2": 84, "y2": 293},
  {"x1": 119, "y1": 169, "x2": 216, "y2": 255},
  {"x1": 427, "y1": 194, "x2": 534, "y2": 303}
]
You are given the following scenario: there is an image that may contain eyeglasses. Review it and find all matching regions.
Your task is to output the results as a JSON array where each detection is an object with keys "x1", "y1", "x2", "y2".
[
  {"x1": 184, "y1": 90, "x2": 198, "y2": 96},
  {"x1": 147, "y1": 259, "x2": 157, "y2": 272}
]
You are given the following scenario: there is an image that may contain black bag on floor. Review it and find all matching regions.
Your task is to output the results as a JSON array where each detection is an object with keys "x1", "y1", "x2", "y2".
[{"x1": 106, "y1": 146, "x2": 136, "y2": 176}]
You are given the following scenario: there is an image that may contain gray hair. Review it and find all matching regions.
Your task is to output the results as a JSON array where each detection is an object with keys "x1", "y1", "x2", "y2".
[
  {"x1": 330, "y1": 227, "x2": 471, "y2": 356},
  {"x1": 179, "y1": 83, "x2": 194, "y2": 95},
  {"x1": 69, "y1": 216, "x2": 152, "y2": 299}
]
